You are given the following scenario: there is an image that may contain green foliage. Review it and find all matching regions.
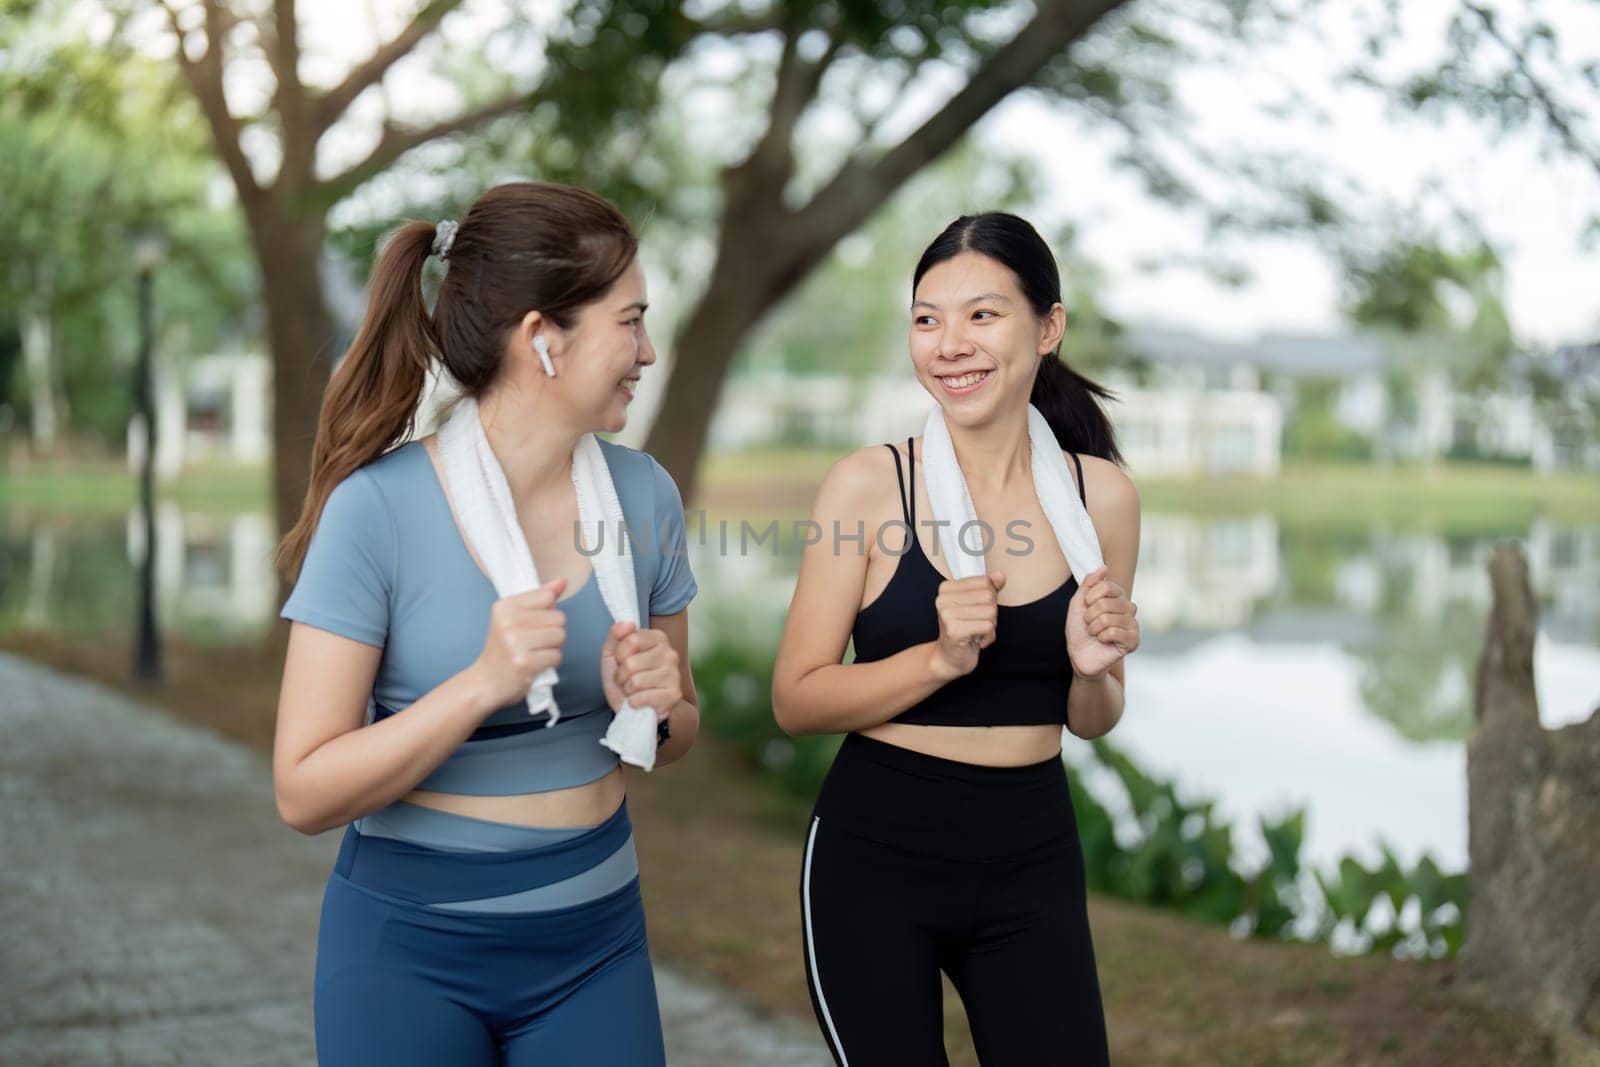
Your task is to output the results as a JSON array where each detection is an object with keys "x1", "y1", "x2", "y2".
[
  {"x1": 1283, "y1": 378, "x2": 1375, "y2": 461},
  {"x1": 1443, "y1": 438, "x2": 1534, "y2": 467},
  {"x1": 1313, "y1": 846, "x2": 1468, "y2": 958},
  {"x1": 691, "y1": 630, "x2": 842, "y2": 800},
  {"x1": 1346, "y1": 238, "x2": 1513, "y2": 384},
  {"x1": 1342, "y1": 239, "x2": 1501, "y2": 335},
  {"x1": 0, "y1": 9, "x2": 253, "y2": 442},
  {"x1": 1330, "y1": 229, "x2": 1546, "y2": 459},
  {"x1": 1280, "y1": 524, "x2": 1366, "y2": 607},
  {"x1": 1080, "y1": 738, "x2": 1306, "y2": 937},
  {"x1": 1350, "y1": 606, "x2": 1482, "y2": 745},
  {"x1": 323, "y1": 0, "x2": 1191, "y2": 380},
  {"x1": 1515, "y1": 343, "x2": 1600, "y2": 449}
]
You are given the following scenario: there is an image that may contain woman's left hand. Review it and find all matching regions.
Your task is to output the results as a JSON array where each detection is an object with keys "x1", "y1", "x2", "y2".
[
  {"x1": 601, "y1": 622, "x2": 682, "y2": 718},
  {"x1": 1066, "y1": 567, "x2": 1140, "y2": 680}
]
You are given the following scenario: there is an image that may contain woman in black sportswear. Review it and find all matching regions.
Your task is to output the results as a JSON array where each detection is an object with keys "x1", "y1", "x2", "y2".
[{"x1": 772, "y1": 213, "x2": 1142, "y2": 1066}]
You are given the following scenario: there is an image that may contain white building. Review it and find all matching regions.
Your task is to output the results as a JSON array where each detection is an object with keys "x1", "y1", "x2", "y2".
[
  {"x1": 712, "y1": 362, "x2": 1285, "y2": 478},
  {"x1": 1123, "y1": 327, "x2": 1596, "y2": 472},
  {"x1": 131, "y1": 351, "x2": 272, "y2": 479},
  {"x1": 138, "y1": 328, "x2": 1594, "y2": 479}
]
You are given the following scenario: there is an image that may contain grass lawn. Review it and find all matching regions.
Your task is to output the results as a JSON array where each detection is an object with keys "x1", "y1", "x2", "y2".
[
  {"x1": 0, "y1": 625, "x2": 1554, "y2": 1067},
  {"x1": 705, "y1": 448, "x2": 1600, "y2": 530},
  {"x1": 0, "y1": 461, "x2": 271, "y2": 514},
  {"x1": 7, "y1": 451, "x2": 1595, "y2": 532}
]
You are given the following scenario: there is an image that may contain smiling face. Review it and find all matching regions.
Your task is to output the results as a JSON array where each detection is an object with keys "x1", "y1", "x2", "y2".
[
  {"x1": 909, "y1": 251, "x2": 1064, "y2": 426},
  {"x1": 533, "y1": 257, "x2": 656, "y2": 434}
]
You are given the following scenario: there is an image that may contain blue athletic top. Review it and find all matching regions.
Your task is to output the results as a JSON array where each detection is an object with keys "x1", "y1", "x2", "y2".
[{"x1": 280, "y1": 437, "x2": 698, "y2": 810}]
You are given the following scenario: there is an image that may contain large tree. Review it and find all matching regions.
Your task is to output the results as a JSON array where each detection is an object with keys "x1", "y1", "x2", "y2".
[
  {"x1": 628, "y1": 1, "x2": 1146, "y2": 489},
  {"x1": 137, "y1": 0, "x2": 1168, "y2": 553}
]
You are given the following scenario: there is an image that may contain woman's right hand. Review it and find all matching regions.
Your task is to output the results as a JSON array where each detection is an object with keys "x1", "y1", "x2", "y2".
[
  {"x1": 470, "y1": 577, "x2": 569, "y2": 711},
  {"x1": 929, "y1": 572, "x2": 1005, "y2": 681}
]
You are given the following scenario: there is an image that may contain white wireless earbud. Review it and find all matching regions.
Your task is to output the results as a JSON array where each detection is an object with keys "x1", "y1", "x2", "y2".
[{"x1": 533, "y1": 335, "x2": 556, "y2": 378}]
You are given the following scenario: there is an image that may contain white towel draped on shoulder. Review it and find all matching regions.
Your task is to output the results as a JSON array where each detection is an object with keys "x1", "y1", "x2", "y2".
[
  {"x1": 437, "y1": 395, "x2": 661, "y2": 771},
  {"x1": 920, "y1": 402, "x2": 1104, "y2": 584}
]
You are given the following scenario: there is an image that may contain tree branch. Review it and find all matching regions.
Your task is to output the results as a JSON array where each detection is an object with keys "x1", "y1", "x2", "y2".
[
  {"x1": 1464, "y1": 1, "x2": 1600, "y2": 183},
  {"x1": 311, "y1": 0, "x2": 467, "y2": 141},
  {"x1": 688, "y1": 9, "x2": 785, "y2": 38},
  {"x1": 269, "y1": 0, "x2": 303, "y2": 106},
  {"x1": 806, "y1": 34, "x2": 847, "y2": 101},
  {"x1": 270, "y1": 0, "x2": 316, "y2": 191},
  {"x1": 750, "y1": 28, "x2": 806, "y2": 176},
  {"x1": 736, "y1": 24, "x2": 844, "y2": 195},
  {"x1": 810, "y1": 0, "x2": 1128, "y2": 226},
  {"x1": 160, "y1": 0, "x2": 262, "y2": 201},
  {"x1": 854, "y1": 55, "x2": 930, "y2": 147},
  {"x1": 314, "y1": 89, "x2": 547, "y2": 204}
]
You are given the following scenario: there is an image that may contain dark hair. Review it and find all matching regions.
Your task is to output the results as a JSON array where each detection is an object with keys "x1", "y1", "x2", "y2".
[
  {"x1": 277, "y1": 181, "x2": 638, "y2": 580},
  {"x1": 912, "y1": 212, "x2": 1121, "y2": 464}
]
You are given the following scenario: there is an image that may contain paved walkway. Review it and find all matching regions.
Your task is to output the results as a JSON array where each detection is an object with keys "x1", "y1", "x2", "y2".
[{"x1": 0, "y1": 652, "x2": 829, "y2": 1066}]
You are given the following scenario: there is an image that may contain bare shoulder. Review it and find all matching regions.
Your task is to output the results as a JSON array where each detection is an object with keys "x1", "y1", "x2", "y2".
[
  {"x1": 1072, "y1": 452, "x2": 1140, "y2": 526},
  {"x1": 816, "y1": 443, "x2": 898, "y2": 509}
]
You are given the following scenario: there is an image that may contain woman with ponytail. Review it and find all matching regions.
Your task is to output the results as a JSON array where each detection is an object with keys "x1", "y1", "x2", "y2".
[
  {"x1": 273, "y1": 182, "x2": 699, "y2": 1066},
  {"x1": 772, "y1": 213, "x2": 1141, "y2": 1064}
]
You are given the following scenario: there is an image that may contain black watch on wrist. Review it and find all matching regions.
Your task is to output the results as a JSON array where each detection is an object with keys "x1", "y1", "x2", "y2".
[{"x1": 656, "y1": 713, "x2": 672, "y2": 746}]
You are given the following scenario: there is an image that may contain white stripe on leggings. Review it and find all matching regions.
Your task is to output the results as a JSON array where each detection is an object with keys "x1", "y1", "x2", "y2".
[{"x1": 803, "y1": 816, "x2": 849, "y2": 1066}]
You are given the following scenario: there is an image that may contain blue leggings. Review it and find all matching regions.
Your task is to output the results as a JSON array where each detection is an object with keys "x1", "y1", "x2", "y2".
[{"x1": 313, "y1": 803, "x2": 666, "y2": 1066}]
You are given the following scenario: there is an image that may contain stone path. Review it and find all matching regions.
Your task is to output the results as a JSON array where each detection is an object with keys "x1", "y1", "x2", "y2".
[{"x1": 0, "y1": 652, "x2": 829, "y2": 1065}]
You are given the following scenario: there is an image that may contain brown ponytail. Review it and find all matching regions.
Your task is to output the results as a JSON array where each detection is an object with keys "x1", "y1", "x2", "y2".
[
  {"x1": 275, "y1": 182, "x2": 637, "y2": 582},
  {"x1": 276, "y1": 220, "x2": 438, "y2": 581}
]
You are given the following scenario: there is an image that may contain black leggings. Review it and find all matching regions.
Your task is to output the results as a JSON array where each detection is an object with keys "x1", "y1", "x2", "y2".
[{"x1": 801, "y1": 733, "x2": 1108, "y2": 1066}]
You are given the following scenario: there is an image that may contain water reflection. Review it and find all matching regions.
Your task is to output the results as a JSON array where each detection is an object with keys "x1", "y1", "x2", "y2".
[
  {"x1": 1135, "y1": 515, "x2": 1280, "y2": 632},
  {"x1": 1, "y1": 505, "x2": 275, "y2": 640},
  {"x1": 4, "y1": 505, "x2": 1596, "y2": 676}
]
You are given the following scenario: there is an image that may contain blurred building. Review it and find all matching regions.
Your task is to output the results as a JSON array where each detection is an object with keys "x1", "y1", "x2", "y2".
[
  {"x1": 710, "y1": 355, "x2": 1286, "y2": 478},
  {"x1": 127, "y1": 246, "x2": 364, "y2": 480},
  {"x1": 1121, "y1": 327, "x2": 1596, "y2": 472},
  {"x1": 129, "y1": 351, "x2": 271, "y2": 479},
  {"x1": 138, "y1": 330, "x2": 1594, "y2": 477}
]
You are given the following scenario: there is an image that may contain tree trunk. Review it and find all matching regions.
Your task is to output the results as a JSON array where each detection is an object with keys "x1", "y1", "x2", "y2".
[
  {"x1": 641, "y1": 261, "x2": 773, "y2": 504},
  {"x1": 1460, "y1": 543, "x2": 1600, "y2": 1060},
  {"x1": 245, "y1": 202, "x2": 337, "y2": 610},
  {"x1": 642, "y1": 187, "x2": 858, "y2": 500}
]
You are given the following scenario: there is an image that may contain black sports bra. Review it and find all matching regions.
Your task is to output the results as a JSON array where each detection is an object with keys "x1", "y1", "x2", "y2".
[{"x1": 850, "y1": 437, "x2": 1085, "y2": 728}]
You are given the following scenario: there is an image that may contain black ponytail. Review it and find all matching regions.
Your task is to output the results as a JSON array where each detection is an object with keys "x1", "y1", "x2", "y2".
[
  {"x1": 1031, "y1": 352, "x2": 1121, "y2": 461},
  {"x1": 913, "y1": 213, "x2": 1122, "y2": 464}
]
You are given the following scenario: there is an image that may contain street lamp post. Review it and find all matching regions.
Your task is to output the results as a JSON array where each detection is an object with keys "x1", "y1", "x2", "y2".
[{"x1": 131, "y1": 227, "x2": 167, "y2": 684}]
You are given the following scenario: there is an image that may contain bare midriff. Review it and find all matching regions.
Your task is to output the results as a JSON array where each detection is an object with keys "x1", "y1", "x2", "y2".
[
  {"x1": 859, "y1": 721, "x2": 1063, "y2": 766},
  {"x1": 403, "y1": 765, "x2": 627, "y2": 828}
]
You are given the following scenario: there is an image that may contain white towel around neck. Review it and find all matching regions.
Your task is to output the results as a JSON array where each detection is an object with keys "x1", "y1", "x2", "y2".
[
  {"x1": 920, "y1": 403, "x2": 1104, "y2": 586},
  {"x1": 437, "y1": 395, "x2": 661, "y2": 771}
]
